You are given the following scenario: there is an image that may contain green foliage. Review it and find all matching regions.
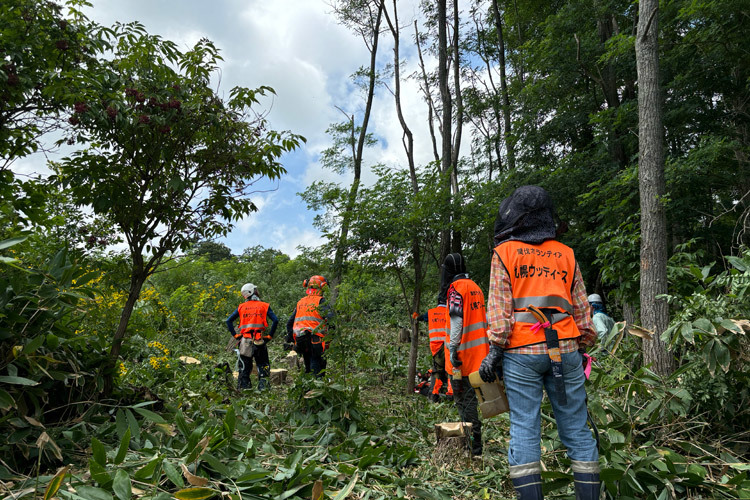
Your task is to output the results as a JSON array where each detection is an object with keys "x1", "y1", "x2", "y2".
[{"x1": 0, "y1": 238, "x2": 109, "y2": 473}]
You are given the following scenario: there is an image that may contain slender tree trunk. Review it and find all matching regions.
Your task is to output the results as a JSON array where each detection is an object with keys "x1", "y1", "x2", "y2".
[
  {"x1": 384, "y1": 0, "x2": 423, "y2": 394},
  {"x1": 438, "y1": 0, "x2": 453, "y2": 262},
  {"x1": 450, "y1": 0, "x2": 463, "y2": 255},
  {"x1": 636, "y1": 0, "x2": 674, "y2": 376},
  {"x1": 491, "y1": 0, "x2": 516, "y2": 171},
  {"x1": 105, "y1": 269, "x2": 146, "y2": 395},
  {"x1": 331, "y1": 3, "x2": 384, "y2": 298}
]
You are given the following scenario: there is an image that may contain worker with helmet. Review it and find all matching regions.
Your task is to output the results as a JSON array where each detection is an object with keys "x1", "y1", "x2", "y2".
[
  {"x1": 285, "y1": 275, "x2": 333, "y2": 377},
  {"x1": 442, "y1": 252, "x2": 487, "y2": 457},
  {"x1": 588, "y1": 293, "x2": 615, "y2": 350},
  {"x1": 413, "y1": 295, "x2": 454, "y2": 402},
  {"x1": 481, "y1": 186, "x2": 599, "y2": 500},
  {"x1": 225, "y1": 283, "x2": 279, "y2": 390}
]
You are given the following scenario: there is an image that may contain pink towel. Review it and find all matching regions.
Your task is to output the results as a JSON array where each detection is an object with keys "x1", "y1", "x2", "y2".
[{"x1": 582, "y1": 353, "x2": 593, "y2": 380}]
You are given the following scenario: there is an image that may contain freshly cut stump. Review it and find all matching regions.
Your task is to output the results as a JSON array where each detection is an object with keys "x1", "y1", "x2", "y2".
[
  {"x1": 433, "y1": 422, "x2": 473, "y2": 467},
  {"x1": 270, "y1": 368, "x2": 288, "y2": 385},
  {"x1": 285, "y1": 351, "x2": 301, "y2": 370}
]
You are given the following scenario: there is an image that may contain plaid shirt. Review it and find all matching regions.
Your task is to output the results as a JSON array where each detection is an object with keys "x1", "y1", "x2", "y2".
[{"x1": 486, "y1": 250, "x2": 597, "y2": 354}]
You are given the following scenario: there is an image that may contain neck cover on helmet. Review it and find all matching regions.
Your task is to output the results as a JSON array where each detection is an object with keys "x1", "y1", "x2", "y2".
[
  {"x1": 439, "y1": 253, "x2": 467, "y2": 300},
  {"x1": 493, "y1": 185, "x2": 557, "y2": 246}
]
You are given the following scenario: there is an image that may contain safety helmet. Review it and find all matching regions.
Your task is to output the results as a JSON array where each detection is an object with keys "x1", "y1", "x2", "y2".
[
  {"x1": 305, "y1": 275, "x2": 327, "y2": 295},
  {"x1": 241, "y1": 283, "x2": 259, "y2": 299},
  {"x1": 587, "y1": 293, "x2": 603, "y2": 304}
]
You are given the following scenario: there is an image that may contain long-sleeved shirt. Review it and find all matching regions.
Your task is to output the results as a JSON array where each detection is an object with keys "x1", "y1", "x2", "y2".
[
  {"x1": 486, "y1": 252, "x2": 596, "y2": 354},
  {"x1": 225, "y1": 297, "x2": 279, "y2": 338}
]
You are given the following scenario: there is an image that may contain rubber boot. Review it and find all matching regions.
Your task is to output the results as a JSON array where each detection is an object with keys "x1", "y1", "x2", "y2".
[
  {"x1": 257, "y1": 365, "x2": 270, "y2": 391},
  {"x1": 509, "y1": 462, "x2": 543, "y2": 500},
  {"x1": 571, "y1": 460, "x2": 600, "y2": 500}
]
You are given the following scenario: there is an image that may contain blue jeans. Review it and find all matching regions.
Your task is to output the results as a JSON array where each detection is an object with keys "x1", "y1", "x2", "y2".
[{"x1": 503, "y1": 350, "x2": 598, "y2": 466}]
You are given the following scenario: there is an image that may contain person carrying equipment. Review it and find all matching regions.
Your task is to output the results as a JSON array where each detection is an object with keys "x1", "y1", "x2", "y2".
[
  {"x1": 285, "y1": 275, "x2": 333, "y2": 378},
  {"x1": 443, "y1": 253, "x2": 488, "y2": 457},
  {"x1": 225, "y1": 283, "x2": 279, "y2": 390},
  {"x1": 414, "y1": 298, "x2": 453, "y2": 402},
  {"x1": 480, "y1": 185, "x2": 599, "y2": 500},
  {"x1": 588, "y1": 294, "x2": 615, "y2": 351}
]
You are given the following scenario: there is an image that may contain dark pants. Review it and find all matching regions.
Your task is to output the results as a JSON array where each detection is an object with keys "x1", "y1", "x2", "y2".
[
  {"x1": 238, "y1": 343, "x2": 270, "y2": 389},
  {"x1": 430, "y1": 349, "x2": 448, "y2": 396},
  {"x1": 455, "y1": 380, "x2": 482, "y2": 455},
  {"x1": 296, "y1": 334, "x2": 327, "y2": 378}
]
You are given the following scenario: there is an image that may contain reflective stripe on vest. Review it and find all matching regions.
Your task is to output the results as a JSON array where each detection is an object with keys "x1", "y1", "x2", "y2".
[
  {"x1": 494, "y1": 240, "x2": 581, "y2": 349},
  {"x1": 238, "y1": 300, "x2": 270, "y2": 340},
  {"x1": 293, "y1": 295, "x2": 325, "y2": 338},
  {"x1": 450, "y1": 278, "x2": 489, "y2": 376},
  {"x1": 427, "y1": 306, "x2": 448, "y2": 356}
]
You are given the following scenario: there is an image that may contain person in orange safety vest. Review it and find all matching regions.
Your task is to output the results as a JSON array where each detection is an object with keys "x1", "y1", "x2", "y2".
[
  {"x1": 225, "y1": 283, "x2": 279, "y2": 390},
  {"x1": 285, "y1": 275, "x2": 334, "y2": 378},
  {"x1": 414, "y1": 297, "x2": 453, "y2": 402},
  {"x1": 442, "y1": 253, "x2": 488, "y2": 457}
]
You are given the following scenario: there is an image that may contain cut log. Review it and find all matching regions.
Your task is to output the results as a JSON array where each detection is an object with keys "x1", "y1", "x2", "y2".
[{"x1": 284, "y1": 350, "x2": 301, "y2": 370}]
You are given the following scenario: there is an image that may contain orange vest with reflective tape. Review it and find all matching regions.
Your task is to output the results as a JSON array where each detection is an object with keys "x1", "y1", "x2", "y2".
[
  {"x1": 450, "y1": 278, "x2": 489, "y2": 376},
  {"x1": 238, "y1": 300, "x2": 270, "y2": 340},
  {"x1": 494, "y1": 239, "x2": 581, "y2": 349},
  {"x1": 427, "y1": 306, "x2": 448, "y2": 356},
  {"x1": 293, "y1": 295, "x2": 325, "y2": 339}
]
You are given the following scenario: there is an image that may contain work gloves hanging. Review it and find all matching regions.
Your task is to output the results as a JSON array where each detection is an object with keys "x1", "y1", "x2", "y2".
[{"x1": 478, "y1": 344, "x2": 504, "y2": 383}]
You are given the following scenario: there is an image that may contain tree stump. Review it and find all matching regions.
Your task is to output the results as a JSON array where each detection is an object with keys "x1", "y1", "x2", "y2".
[
  {"x1": 284, "y1": 350, "x2": 301, "y2": 371},
  {"x1": 270, "y1": 368, "x2": 288, "y2": 385},
  {"x1": 399, "y1": 327, "x2": 410, "y2": 343},
  {"x1": 432, "y1": 422, "x2": 473, "y2": 467}
]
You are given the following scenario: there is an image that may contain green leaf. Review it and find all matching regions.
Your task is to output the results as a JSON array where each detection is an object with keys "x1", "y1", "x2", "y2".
[
  {"x1": 114, "y1": 428, "x2": 131, "y2": 465},
  {"x1": 202, "y1": 453, "x2": 231, "y2": 477},
  {"x1": 332, "y1": 473, "x2": 358, "y2": 500},
  {"x1": 132, "y1": 406, "x2": 167, "y2": 424},
  {"x1": 21, "y1": 335, "x2": 45, "y2": 355},
  {"x1": 0, "y1": 375, "x2": 39, "y2": 386},
  {"x1": 125, "y1": 409, "x2": 141, "y2": 444},
  {"x1": 679, "y1": 322, "x2": 694, "y2": 344},
  {"x1": 0, "y1": 389, "x2": 15, "y2": 411},
  {"x1": 692, "y1": 318, "x2": 716, "y2": 335},
  {"x1": 134, "y1": 457, "x2": 161, "y2": 481},
  {"x1": 73, "y1": 486, "x2": 114, "y2": 500},
  {"x1": 163, "y1": 459, "x2": 185, "y2": 489},
  {"x1": 89, "y1": 458, "x2": 112, "y2": 487},
  {"x1": 44, "y1": 466, "x2": 69, "y2": 500},
  {"x1": 173, "y1": 488, "x2": 217, "y2": 500},
  {"x1": 0, "y1": 236, "x2": 29, "y2": 250},
  {"x1": 91, "y1": 437, "x2": 107, "y2": 466},
  {"x1": 112, "y1": 470, "x2": 132, "y2": 500}
]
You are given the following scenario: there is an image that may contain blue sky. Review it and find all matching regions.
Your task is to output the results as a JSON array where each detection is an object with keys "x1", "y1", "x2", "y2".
[{"x1": 15, "y1": 0, "x2": 454, "y2": 257}]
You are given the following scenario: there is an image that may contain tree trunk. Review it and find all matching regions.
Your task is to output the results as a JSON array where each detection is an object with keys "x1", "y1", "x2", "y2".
[
  {"x1": 636, "y1": 0, "x2": 674, "y2": 376},
  {"x1": 384, "y1": 0, "x2": 423, "y2": 394},
  {"x1": 331, "y1": 2, "x2": 384, "y2": 298},
  {"x1": 490, "y1": 0, "x2": 516, "y2": 171},
  {"x1": 438, "y1": 0, "x2": 453, "y2": 262},
  {"x1": 105, "y1": 269, "x2": 146, "y2": 395}
]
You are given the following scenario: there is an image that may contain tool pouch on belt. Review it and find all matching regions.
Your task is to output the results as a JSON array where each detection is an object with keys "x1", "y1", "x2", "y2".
[
  {"x1": 239, "y1": 337, "x2": 255, "y2": 357},
  {"x1": 528, "y1": 304, "x2": 567, "y2": 406}
]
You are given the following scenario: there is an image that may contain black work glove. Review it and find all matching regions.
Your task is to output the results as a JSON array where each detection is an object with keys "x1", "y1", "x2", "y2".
[
  {"x1": 283, "y1": 342, "x2": 295, "y2": 351},
  {"x1": 450, "y1": 349, "x2": 462, "y2": 369},
  {"x1": 479, "y1": 344, "x2": 504, "y2": 383}
]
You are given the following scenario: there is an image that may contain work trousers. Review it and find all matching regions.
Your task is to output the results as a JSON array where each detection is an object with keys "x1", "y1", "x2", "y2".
[
  {"x1": 454, "y1": 381, "x2": 482, "y2": 455},
  {"x1": 503, "y1": 350, "x2": 598, "y2": 466},
  {"x1": 295, "y1": 334, "x2": 326, "y2": 377},
  {"x1": 238, "y1": 343, "x2": 270, "y2": 390}
]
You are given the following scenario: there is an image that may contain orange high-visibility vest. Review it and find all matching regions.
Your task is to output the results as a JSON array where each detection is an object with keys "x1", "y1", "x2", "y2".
[
  {"x1": 237, "y1": 300, "x2": 270, "y2": 340},
  {"x1": 292, "y1": 295, "x2": 326, "y2": 340},
  {"x1": 494, "y1": 239, "x2": 581, "y2": 349},
  {"x1": 450, "y1": 278, "x2": 489, "y2": 376},
  {"x1": 427, "y1": 306, "x2": 448, "y2": 356}
]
